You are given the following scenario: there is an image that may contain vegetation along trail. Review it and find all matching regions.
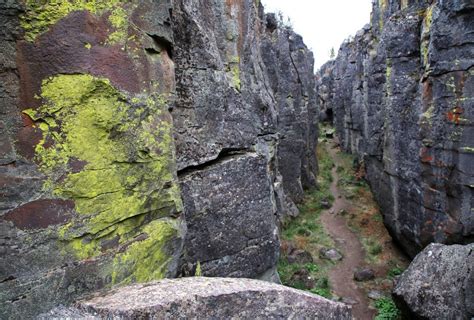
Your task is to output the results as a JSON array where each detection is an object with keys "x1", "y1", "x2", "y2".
[
  {"x1": 278, "y1": 128, "x2": 409, "y2": 320},
  {"x1": 320, "y1": 142, "x2": 374, "y2": 319}
]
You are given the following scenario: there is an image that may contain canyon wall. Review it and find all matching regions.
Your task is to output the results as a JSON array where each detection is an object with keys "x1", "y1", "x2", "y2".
[
  {"x1": 317, "y1": 0, "x2": 473, "y2": 256},
  {"x1": 0, "y1": 0, "x2": 317, "y2": 318}
]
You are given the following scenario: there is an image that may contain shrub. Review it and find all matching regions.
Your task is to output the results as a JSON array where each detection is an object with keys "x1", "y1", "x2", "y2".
[
  {"x1": 374, "y1": 297, "x2": 401, "y2": 320},
  {"x1": 387, "y1": 266, "x2": 404, "y2": 278}
]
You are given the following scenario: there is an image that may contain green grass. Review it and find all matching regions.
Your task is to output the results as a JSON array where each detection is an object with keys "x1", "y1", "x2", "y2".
[
  {"x1": 278, "y1": 139, "x2": 336, "y2": 299},
  {"x1": 280, "y1": 139, "x2": 335, "y2": 248},
  {"x1": 374, "y1": 297, "x2": 401, "y2": 320},
  {"x1": 362, "y1": 237, "x2": 383, "y2": 263},
  {"x1": 310, "y1": 287, "x2": 331, "y2": 299}
]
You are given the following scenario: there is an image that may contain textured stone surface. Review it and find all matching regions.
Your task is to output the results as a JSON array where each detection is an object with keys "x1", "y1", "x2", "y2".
[
  {"x1": 0, "y1": 0, "x2": 318, "y2": 318},
  {"x1": 393, "y1": 243, "x2": 474, "y2": 319},
  {"x1": 316, "y1": 0, "x2": 474, "y2": 256},
  {"x1": 0, "y1": 2, "x2": 185, "y2": 319},
  {"x1": 41, "y1": 277, "x2": 352, "y2": 319},
  {"x1": 172, "y1": 1, "x2": 318, "y2": 278}
]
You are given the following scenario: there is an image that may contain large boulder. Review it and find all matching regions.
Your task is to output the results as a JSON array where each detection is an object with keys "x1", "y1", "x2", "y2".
[
  {"x1": 40, "y1": 277, "x2": 351, "y2": 319},
  {"x1": 393, "y1": 243, "x2": 474, "y2": 319}
]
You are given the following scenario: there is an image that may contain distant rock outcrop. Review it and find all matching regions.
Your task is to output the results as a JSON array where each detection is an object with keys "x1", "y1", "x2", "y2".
[
  {"x1": 0, "y1": 0, "x2": 317, "y2": 318},
  {"x1": 393, "y1": 243, "x2": 474, "y2": 319},
  {"x1": 316, "y1": 0, "x2": 474, "y2": 256},
  {"x1": 40, "y1": 277, "x2": 352, "y2": 319}
]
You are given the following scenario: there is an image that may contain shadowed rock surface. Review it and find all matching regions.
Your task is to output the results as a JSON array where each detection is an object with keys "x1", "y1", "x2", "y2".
[
  {"x1": 40, "y1": 277, "x2": 352, "y2": 319},
  {"x1": 393, "y1": 243, "x2": 474, "y2": 319},
  {"x1": 173, "y1": 1, "x2": 317, "y2": 278},
  {"x1": 316, "y1": 0, "x2": 474, "y2": 257},
  {"x1": 0, "y1": 0, "x2": 317, "y2": 318}
]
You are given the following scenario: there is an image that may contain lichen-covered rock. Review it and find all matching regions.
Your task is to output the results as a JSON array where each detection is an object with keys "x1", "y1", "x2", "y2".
[
  {"x1": 1, "y1": 1, "x2": 184, "y2": 318},
  {"x1": 0, "y1": 0, "x2": 318, "y2": 318},
  {"x1": 316, "y1": 0, "x2": 474, "y2": 256},
  {"x1": 393, "y1": 243, "x2": 474, "y2": 319},
  {"x1": 40, "y1": 277, "x2": 352, "y2": 319}
]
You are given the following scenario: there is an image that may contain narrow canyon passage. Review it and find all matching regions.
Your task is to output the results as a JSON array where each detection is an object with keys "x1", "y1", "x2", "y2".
[
  {"x1": 320, "y1": 142, "x2": 375, "y2": 320},
  {"x1": 279, "y1": 130, "x2": 409, "y2": 319}
]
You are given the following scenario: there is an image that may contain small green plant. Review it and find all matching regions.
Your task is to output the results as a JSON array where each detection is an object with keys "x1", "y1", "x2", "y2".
[
  {"x1": 195, "y1": 261, "x2": 202, "y2": 276},
  {"x1": 374, "y1": 297, "x2": 401, "y2": 320},
  {"x1": 362, "y1": 237, "x2": 383, "y2": 262},
  {"x1": 369, "y1": 243, "x2": 383, "y2": 256},
  {"x1": 305, "y1": 263, "x2": 319, "y2": 273},
  {"x1": 372, "y1": 213, "x2": 383, "y2": 222},
  {"x1": 388, "y1": 266, "x2": 404, "y2": 279},
  {"x1": 316, "y1": 276, "x2": 329, "y2": 289},
  {"x1": 310, "y1": 287, "x2": 332, "y2": 299}
]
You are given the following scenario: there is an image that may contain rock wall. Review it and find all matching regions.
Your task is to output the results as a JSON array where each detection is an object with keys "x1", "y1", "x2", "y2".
[
  {"x1": 173, "y1": 1, "x2": 317, "y2": 278},
  {"x1": 0, "y1": 0, "x2": 317, "y2": 318},
  {"x1": 317, "y1": 0, "x2": 473, "y2": 257}
]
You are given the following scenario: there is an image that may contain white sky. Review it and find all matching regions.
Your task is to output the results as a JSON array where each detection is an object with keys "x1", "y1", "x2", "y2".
[{"x1": 261, "y1": 0, "x2": 373, "y2": 71}]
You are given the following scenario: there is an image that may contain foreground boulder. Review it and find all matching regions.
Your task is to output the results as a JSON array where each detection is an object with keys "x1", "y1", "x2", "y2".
[
  {"x1": 393, "y1": 243, "x2": 474, "y2": 319},
  {"x1": 41, "y1": 277, "x2": 351, "y2": 319}
]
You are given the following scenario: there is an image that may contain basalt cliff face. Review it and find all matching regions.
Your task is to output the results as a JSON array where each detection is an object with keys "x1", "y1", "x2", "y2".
[
  {"x1": 0, "y1": 0, "x2": 317, "y2": 318},
  {"x1": 317, "y1": 0, "x2": 473, "y2": 257}
]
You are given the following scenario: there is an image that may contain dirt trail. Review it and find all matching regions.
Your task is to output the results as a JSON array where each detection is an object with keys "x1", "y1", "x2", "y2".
[{"x1": 320, "y1": 143, "x2": 376, "y2": 320}]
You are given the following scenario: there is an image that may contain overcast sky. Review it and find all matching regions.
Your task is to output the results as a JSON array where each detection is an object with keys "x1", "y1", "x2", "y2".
[{"x1": 261, "y1": 0, "x2": 373, "y2": 71}]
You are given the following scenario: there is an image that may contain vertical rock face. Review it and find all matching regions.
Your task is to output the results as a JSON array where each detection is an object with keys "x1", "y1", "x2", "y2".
[
  {"x1": 172, "y1": 1, "x2": 317, "y2": 278},
  {"x1": 316, "y1": 0, "x2": 473, "y2": 256},
  {"x1": 0, "y1": 0, "x2": 317, "y2": 318},
  {"x1": 0, "y1": 1, "x2": 185, "y2": 318}
]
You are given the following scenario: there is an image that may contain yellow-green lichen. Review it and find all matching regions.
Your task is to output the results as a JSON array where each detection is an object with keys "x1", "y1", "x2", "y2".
[
  {"x1": 25, "y1": 74, "x2": 182, "y2": 273},
  {"x1": 106, "y1": 6, "x2": 129, "y2": 45},
  {"x1": 421, "y1": 103, "x2": 435, "y2": 126},
  {"x1": 420, "y1": 5, "x2": 434, "y2": 68},
  {"x1": 111, "y1": 219, "x2": 178, "y2": 284},
  {"x1": 385, "y1": 58, "x2": 392, "y2": 96},
  {"x1": 227, "y1": 56, "x2": 241, "y2": 91},
  {"x1": 460, "y1": 147, "x2": 474, "y2": 154},
  {"x1": 20, "y1": 0, "x2": 131, "y2": 43},
  {"x1": 401, "y1": 0, "x2": 408, "y2": 9},
  {"x1": 231, "y1": 64, "x2": 241, "y2": 91},
  {"x1": 378, "y1": 0, "x2": 388, "y2": 30}
]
